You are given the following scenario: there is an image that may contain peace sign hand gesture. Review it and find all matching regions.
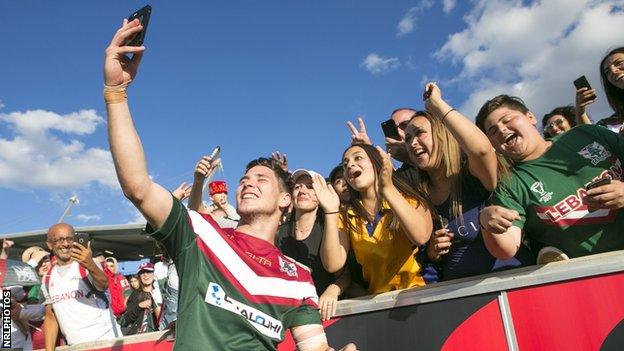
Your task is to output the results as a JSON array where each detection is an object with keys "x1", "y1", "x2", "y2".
[{"x1": 347, "y1": 117, "x2": 372, "y2": 145}]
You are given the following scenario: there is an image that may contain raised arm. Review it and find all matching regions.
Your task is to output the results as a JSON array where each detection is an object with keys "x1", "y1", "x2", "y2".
[
  {"x1": 172, "y1": 182, "x2": 192, "y2": 202},
  {"x1": 312, "y1": 175, "x2": 350, "y2": 273},
  {"x1": 188, "y1": 155, "x2": 218, "y2": 212},
  {"x1": 377, "y1": 147, "x2": 432, "y2": 245},
  {"x1": 575, "y1": 87, "x2": 596, "y2": 125},
  {"x1": 104, "y1": 19, "x2": 172, "y2": 230},
  {"x1": 425, "y1": 83, "x2": 498, "y2": 191},
  {"x1": 0, "y1": 239, "x2": 13, "y2": 260}
]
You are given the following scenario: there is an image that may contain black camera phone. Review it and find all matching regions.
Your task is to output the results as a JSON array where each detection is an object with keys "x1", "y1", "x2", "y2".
[
  {"x1": 573, "y1": 75, "x2": 592, "y2": 90},
  {"x1": 126, "y1": 5, "x2": 152, "y2": 46},
  {"x1": 586, "y1": 177, "x2": 611, "y2": 190},
  {"x1": 75, "y1": 232, "x2": 91, "y2": 246},
  {"x1": 381, "y1": 119, "x2": 401, "y2": 140}
]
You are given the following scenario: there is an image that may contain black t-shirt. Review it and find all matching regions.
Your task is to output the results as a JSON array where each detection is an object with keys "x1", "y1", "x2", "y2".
[
  {"x1": 276, "y1": 218, "x2": 335, "y2": 295},
  {"x1": 434, "y1": 173, "x2": 534, "y2": 281}
]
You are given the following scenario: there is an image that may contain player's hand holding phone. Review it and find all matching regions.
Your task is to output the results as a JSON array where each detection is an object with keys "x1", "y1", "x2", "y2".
[{"x1": 104, "y1": 6, "x2": 152, "y2": 87}]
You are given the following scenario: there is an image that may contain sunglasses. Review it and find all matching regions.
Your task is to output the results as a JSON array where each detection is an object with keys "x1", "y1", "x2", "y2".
[{"x1": 546, "y1": 118, "x2": 565, "y2": 131}]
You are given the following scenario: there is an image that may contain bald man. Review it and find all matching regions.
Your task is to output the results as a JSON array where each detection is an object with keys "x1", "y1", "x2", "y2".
[{"x1": 42, "y1": 224, "x2": 121, "y2": 350}]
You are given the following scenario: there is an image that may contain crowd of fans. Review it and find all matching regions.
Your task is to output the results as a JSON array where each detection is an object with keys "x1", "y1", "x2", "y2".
[{"x1": 1, "y1": 21, "x2": 624, "y2": 350}]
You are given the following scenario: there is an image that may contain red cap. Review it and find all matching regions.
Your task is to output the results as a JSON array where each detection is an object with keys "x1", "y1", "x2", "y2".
[
  {"x1": 209, "y1": 181, "x2": 228, "y2": 196},
  {"x1": 137, "y1": 262, "x2": 155, "y2": 274}
]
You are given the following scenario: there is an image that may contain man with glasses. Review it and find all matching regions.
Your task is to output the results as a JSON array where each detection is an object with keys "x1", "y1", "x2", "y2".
[{"x1": 42, "y1": 223, "x2": 121, "y2": 350}]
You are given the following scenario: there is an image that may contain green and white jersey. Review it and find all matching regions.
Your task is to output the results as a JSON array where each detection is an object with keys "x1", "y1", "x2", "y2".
[
  {"x1": 147, "y1": 198, "x2": 321, "y2": 351},
  {"x1": 491, "y1": 124, "x2": 624, "y2": 258}
]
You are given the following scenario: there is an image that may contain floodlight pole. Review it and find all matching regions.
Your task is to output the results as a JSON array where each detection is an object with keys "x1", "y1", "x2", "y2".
[{"x1": 58, "y1": 195, "x2": 79, "y2": 223}]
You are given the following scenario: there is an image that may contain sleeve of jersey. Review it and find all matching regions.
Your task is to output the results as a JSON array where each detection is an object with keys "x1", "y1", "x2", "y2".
[
  {"x1": 489, "y1": 181, "x2": 527, "y2": 228},
  {"x1": 146, "y1": 196, "x2": 195, "y2": 259},
  {"x1": 285, "y1": 302, "x2": 322, "y2": 329}
]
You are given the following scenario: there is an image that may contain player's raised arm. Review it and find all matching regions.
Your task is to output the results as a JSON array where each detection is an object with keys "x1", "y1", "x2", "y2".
[{"x1": 104, "y1": 19, "x2": 172, "y2": 229}]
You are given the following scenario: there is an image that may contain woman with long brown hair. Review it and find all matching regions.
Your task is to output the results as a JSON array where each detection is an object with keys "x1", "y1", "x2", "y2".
[
  {"x1": 407, "y1": 83, "x2": 533, "y2": 281},
  {"x1": 315, "y1": 142, "x2": 433, "y2": 294},
  {"x1": 597, "y1": 47, "x2": 624, "y2": 133}
]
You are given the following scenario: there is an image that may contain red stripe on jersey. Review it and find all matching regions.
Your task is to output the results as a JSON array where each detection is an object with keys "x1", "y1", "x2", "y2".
[
  {"x1": 535, "y1": 207, "x2": 618, "y2": 227},
  {"x1": 195, "y1": 236, "x2": 318, "y2": 308},
  {"x1": 196, "y1": 212, "x2": 315, "y2": 283}
]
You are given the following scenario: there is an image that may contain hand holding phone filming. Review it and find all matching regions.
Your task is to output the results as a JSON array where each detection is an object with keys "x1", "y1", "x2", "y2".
[
  {"x1": 126, "y1": 5, "x2": 152, "y2": 47},
  {"x1": 381, "y1": 119, "x2": 401, "y2": 141}
]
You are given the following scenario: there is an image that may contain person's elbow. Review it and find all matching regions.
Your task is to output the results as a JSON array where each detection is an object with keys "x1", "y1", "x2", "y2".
[
  {"x1": 489, "y1": 246, "x2": 518, "y2": 260},
  {"x1": 482, "y1": 175, "x2": 498, "y2": 193},
  {"x1": 413, "y1": 230, "x2": 431, "y2": 246},
  {"x1": 482, "y1": 231, "x2": 520, "y2": 260},
  {"x1": 121, "y1": 179, "x2": 153, "y2": 204},
  {"x1": 322, "y1": 257, "x2": 344, "y2": 274},
  {"x1": 410, "y1": 218, "x2": 433, "y2": 246}
]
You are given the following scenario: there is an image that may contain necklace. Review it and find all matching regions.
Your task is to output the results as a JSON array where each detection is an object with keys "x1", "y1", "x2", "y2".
[{"x1": 295, "y1": 222, "x2": 314, "y2": 234}]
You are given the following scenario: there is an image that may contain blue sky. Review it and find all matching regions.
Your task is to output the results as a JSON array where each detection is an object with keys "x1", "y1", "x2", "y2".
[{"x1": 1, "y1": 1, "x2": 623, "y2": 233}]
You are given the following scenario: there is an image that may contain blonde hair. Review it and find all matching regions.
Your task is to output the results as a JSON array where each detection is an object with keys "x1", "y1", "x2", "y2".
[{"x1": 411, "y1": 111, "x2": 465, "y2": 223}]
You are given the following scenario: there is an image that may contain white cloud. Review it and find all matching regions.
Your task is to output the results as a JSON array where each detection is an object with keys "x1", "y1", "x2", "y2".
[
  {"x1": 0, "y1": 100, "x2": 4, "y2": 109},
  {"x1": 435, "y1": 0, "x2": 624, "y2": 119},
  {"x1": 75, "y1": 214, "x2": 101, "y2": 223},
  {"x1": 397, "y1": 0, "x2": 436, "y2": 36},
  {"x1": 361, "y1": 53, "x2": 401, "y2": 75},
  {"x1": 0, "y1": 109, "x2": 119, "y2": 190},
  {"x1": 443, "y1": 0, "x2": 457, "y2": 14}
]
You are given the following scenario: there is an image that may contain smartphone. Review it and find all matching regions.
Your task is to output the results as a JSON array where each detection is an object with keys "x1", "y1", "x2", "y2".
[
  {"x1": 210, "y1": 146, "x2": 221, "y2": 160},
  {"x1": 573, "y1": 75, "x2": 592, "y2": 90},
  {"x1": 423, "y1": 85, "x2": 434, "y2": 101},
  {"x1": 381, "y1": 119, "x2": 401, "y2": 140},
  {"x1": 586, "y1": 177, "x2": 611, "y2": 190},
  {"x1": 75, "y1": 232, "x2": 91, "y2": 246},
  {"x1": 126, "y1": 5, "x2": 152, "y2": 46}
]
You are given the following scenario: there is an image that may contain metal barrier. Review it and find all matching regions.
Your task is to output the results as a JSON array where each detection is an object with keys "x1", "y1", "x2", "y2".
[{"x1": 41, "y1": 251, "x2": 624, "y2": 350}]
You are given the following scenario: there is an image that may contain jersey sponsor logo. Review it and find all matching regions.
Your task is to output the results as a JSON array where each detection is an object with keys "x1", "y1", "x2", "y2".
[
  {"x1": 245, "y1": 251, "x2": 272, "y2": 267},
  {"x1": 205, "y1": 282, "x2": 283, "y2": 340},
  {"x1": 578, "y1": 142, "x2": 611, "y2": 166},
  {"x1": 278, "y1": 256, "x2": 297, "y2": 278},
  {"x1": 530, "y1": 181, "x2": 553, "y2": 203}
]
